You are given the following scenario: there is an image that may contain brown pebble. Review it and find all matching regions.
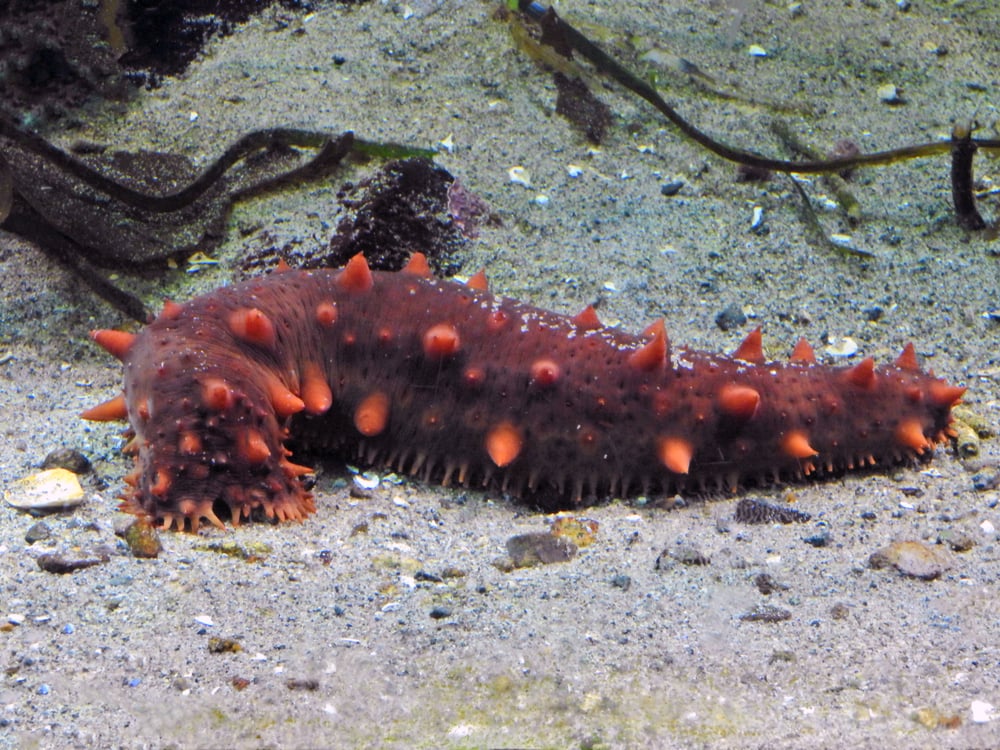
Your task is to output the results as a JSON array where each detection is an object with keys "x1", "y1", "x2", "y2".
[
  {"x1": 868, "y1": 540, "x2": 951, "y2": 580},
  {"x1": 286, "y1": 678, "x2": 319, "y2": 691},
  {"x1": 36, "y1": 552, "x2": 109, "y2": 574},
  {"x1": 830, "y1": 602, "x2": 851, "y2": 620},
  {"x1": 754, "y1": 573, "x2": 788, "y2": 595},
  {"x1": 505, "y1": 532, "x2": 577, "y2": 568},
  {"x1": 41, "y1": 448, "x2": 91, "y2": 474},
  {"x1": 208, "y1": 638, "x2": 242, "y2": 654},
  {"x1": 739, "y1": 604, "x2": 792, "y2": 623},
  {"x1": 123, "y1": 520, "x2": 162, "y2": 559},
  {"x1": 231, "y1": 677, "x2": 251, "y2": 691}
]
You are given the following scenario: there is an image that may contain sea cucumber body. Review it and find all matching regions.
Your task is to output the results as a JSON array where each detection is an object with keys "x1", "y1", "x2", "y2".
[{"x1": 93, "y1": 257, "x2": 963, "y2": 530}]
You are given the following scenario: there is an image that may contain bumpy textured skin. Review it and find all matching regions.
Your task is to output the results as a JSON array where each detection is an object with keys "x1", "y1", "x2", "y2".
[{"x1": 87, "y1": 255, "x2": 964, "y2": 531}]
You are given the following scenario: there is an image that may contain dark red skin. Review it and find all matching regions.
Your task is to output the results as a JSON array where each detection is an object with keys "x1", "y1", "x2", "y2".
[{"x1": 110, "y1": 264, "x2": 961, "y2": 530}]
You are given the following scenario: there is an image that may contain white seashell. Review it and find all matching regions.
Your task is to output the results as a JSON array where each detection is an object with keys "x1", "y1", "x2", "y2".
[
  {"x1": 4, "y1": 469, "x2": 84, "y2": 514},
  {"x1": 508, "y1": 166, "x2": 532, "y2": 187},
  {"x1": 824, "y1": 336, "x2": 858, "y2": 358}
]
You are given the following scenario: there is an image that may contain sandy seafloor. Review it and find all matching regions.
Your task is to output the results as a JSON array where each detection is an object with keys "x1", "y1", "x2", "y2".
[{"x1": 1, "y1": 1, "x2": 999, "y2": 748}]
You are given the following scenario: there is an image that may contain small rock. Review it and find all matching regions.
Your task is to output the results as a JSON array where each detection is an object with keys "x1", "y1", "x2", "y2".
[
  {"x1": 803, "y1": 529, "x2": 832, "y2": 548},
  {"x1": 286, "y1": 678, "x2": 320, "y2": 691},
  {"x1": 36, "y1": 552, "x2": 109, "y2": 574},
  {"x1": 877, "y1": 83, "x2": 903, "y2": 104},
  {"x1": 41, "y1": 448, "x2": 91, "y2": 474},
  {"x1": 208, "y1": 637, "x2": 242, "y2": 654},
  {"x1": 735, "y1": 497, "x2": 811, "y2": 525},
  {"x1": 740, "y1": 604, "x2": 792, "y2": 623},
  {"x1": 24, "y1": 521, "x2": 52, "y2": 544},
  {"x1": 970, "y1": 700, "x2": 995, "y2": 724},
  {"x1": 715, "y1": 303, "x2": 747, "y2": 332},
  {"x1": 550, "y1": 516, "x2": 598, "y2": 547},
  {"x1": 610, "y1": 574, "x2": 632, "y2": 591},
  {"x1": 868, "y1": 540, "x2": 950, "y2": 580},
  {"x1": 754, "y1": 573, "x2": 788, "y2": 595},
  {"x1": 429, "y1": 606, "x2": 452, "y2": 620},
  {"x1": 669, "y1": 545, "x2": 711, "y2": 566},
  {"x1": 505, "y1": 532, "x2": 577, "y2": 568},
  {"x1": 123, "y1": 520, "x2": 162, "y2": 559},
  {"x1": 659, "y1": 180, "x2": 684, "y2": 197}
]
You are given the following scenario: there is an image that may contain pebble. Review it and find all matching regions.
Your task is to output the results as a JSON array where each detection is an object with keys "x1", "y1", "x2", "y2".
[
  {"x1": 740, "y1": 604, "x2": 792, "y2": 623},
  {"x1": 193, "y1": 614, "x2": 215, "y2": 627},
  {"x1": 877, "y1": 83, "x2": 903, "y2": 104},
  {"x1": 970, "y1": 700, "x2": 995, "y2": 723},
  {"x1": 610, "y1": 574, "x2": 632, "y2": 591},
  {"x1": 734, "y1": 497, "x2": 811, "y2": 525},
  {"x1": 4, "y1": 468, "x2": 85, "y2": 515},
  {"x1": 824, "y1": 336, "x2": 858, "y2": 358},
  {"x1": 40, "y1": 448, "x2": 91, "y2": 474},
  {"x1": 508, "y1": 166, "x2": 531, "y2": 188},
  {"x1": 123, "y1": 520, "x2": 162, "y2": 559},
  {"x1": 747, "y1": 44, "x2": 768, "y2": 57},
  {"x1": 868, "y1": 540, "x2": 951, "y2": 580},
  {"x1": 659, "y1": 180, "x2": 684, "y2": 197},
  {"x1": 37, "y1": 684, "x2": 50, "y2": 696},
  {"x1": 715, "y1": 303, "x2": 747, "y2": 332},
  {"x1": 429, "y1": 606, "x2": 452, "y2": 620},
  {"x1": 36, "y1": 552, "x2": 109, "y2": 574},
  {"x1": 24, "y1": 521, "x2": 52, "y2": 545},
  {"x1": 505, "y1": 532, "x2": 577, "y2": 568}
]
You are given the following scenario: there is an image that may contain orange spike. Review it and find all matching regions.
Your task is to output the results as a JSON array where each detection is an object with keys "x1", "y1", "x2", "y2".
[
  {"x1": 150, "y1": 468, "x2": 171, "y2": 497},
  {"x1": 265, "y1": 375, "x2": 305, "y2": 418},
  {"x1": 228, "y1": 308, "x2": 276, "y2": 349},
  {"x1": 928, "y1": 382, "x2": 966, "y2": 408},
  {"x1": 339, "y1": 253, "x2": 374, "y2": 293},
  {"x1": 782, "y1": 430, "x2": 819, "y2": 459},
  {"x1": 657, "y1": 436, "x2": 693, "y2": 474},
  {"x1": 354, "y1": 392, "x2": 390, "y2": 436},
  {"x1": 315, "y1": 301, "x2": 338, "y2": 327},
  {"x1": 572, "y1": 305, "x2": 602, "y2": 330},
  {"x1": 281, "y1": 459, "x2": 315, "y2": 478},
  {"x1": 179, "y1": 431, "x2": 202, "y2": 454},
  {"x1": 89, "y1": 329, "x2": 136, "y2": 361},
  {"x1": 159, "y1": 300, "x2": 183, "y2": 320},
  {"x1": 733, "y1": 328, "x2": 764, "y2": 364},
  {"x1": 485, "y1": 421, "x2": 522, "y2": 467},
  {"x1": 81, "y1": 393, "x2": 128, "y2": 421},
  {"x1": 423, "y1": 323, "x2": 461, "y2": 358},
  {"x1": 894, "y1": 342, "x2": 919, "y2": 371},
  {"x1": 717, "y1": 384, "x2": 760, "y2": 421},
  {"x1": 241, "y1": 430, "x2": 271, "y2": 463},
  {"x1": 301, "y1": 362, "x2": 333, "y2": 415},
  {"x1": 202, "y1": 377, "x2": 235, "y2": 411},
  {"x1": 466, "y1": 270, "x2": 489, "y2": 291},
  {"x1": 845, "y1": 357, "x2": 876, "y2": 389},
  {"x1": 402, "y1": 252, "x2": 431, "y2": 277},
  {"x1": 895, "y1": 418, "x2": 931, "y2": 454},
  {"x1": 790, "y1": 338, "x2": 816, "y2": 364},
  {"x1": 275, "y1": 258, "x2": 292, "y2": 273},
  {"x1": 530, "y1": 358, "x2": 561, "y2": 387},
  {"x1": 628, "y1": 319, "x2": 668, "y2": 372}
]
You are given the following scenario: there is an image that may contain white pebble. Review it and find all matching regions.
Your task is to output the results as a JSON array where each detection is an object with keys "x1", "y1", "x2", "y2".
[
  {"x1": 877, "y1": 83, "x2": 901, "y2": 103},
  {"x1": 566, "y1": 164, "x2": 584, "y2": 178},
  {"x1": 533, "y1": 194, "x2": 550, "y2": 206},
  {"x1": 970, "y1": 700, "x2": 995, "y2": 723},
  {"x1": 193, "y1": 615, "x2": 215, "y2": 627},
  {"x1": 824, "y1": 336, "x2": 858, "y2": 358},
  {"x1": 750, "y1": 206, "x2": 764, "y2": 231},
  {"x1": 747, "y1": 44, "x2": 768, "y2": 57},
  {"x1": 980, "y1": 520, "x2": 995, "y2": 536},
  {"x1": 508, "y1": 166, "x2": 532, "y2": 187}
]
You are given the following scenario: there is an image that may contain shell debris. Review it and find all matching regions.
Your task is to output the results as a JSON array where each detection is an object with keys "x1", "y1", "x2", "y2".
[{"x1": 4, "y1": 468, "x2": 85, "y2": 515}]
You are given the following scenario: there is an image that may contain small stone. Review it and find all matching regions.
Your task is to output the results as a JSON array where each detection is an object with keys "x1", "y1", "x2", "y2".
[
  {"x1": 550, "y1": 516, "x2": 599, "y2": 547},
  {"x1": 754, "y1": 573, "x2": 788, "y2": 595},
  {"x1": 40, "y1": 448, "x2": 91, "y2": 474},
  {"x1": 610, "y1": 574, "x2": 632, "y2": 591},
  {"x1": 123, "y1": 520, "x2": 162, "y2": 559},
  {"x1": 208, "y1": 637, "x2": 242, "y2": 654},
  {"x1": 735, "y1": 498, "x2": 811, "y2": 525},
  {"x1": 508, "y1": 166, "x2": 532, "y2": 187},
  {"x1": 877, "y1": 83, "x2": 902, "y2": 104},
  {"x1": 803, "y1": 529, "x2": 832, "y2": 548},
  {"x1": 739, "y1": 605, "x2": 792, "y2": 623},
  {"x1": 868, "y1": 540, "x2": 950, "y2": 580},
  {"x1": 824, "y1": 336, "x2": 858, "y2": 358},
  {"x1": 286, "y1": 678, "x2": 320, "y2": 691},
  {"x1": 24, "y1": 521, "x2": 52, "y2": 545},
  {"x1": 830, "y1": 603, "x2": 851, "y2": 620},
  {"x1": 970, "y1": 700, "x2": 995, "y2": 723},
  {"x1": 36, "y1": 552, "x2": 108, "y2": 574},
  {"x1": 747, "y1": 44, "x2": 768, "y2": 57},
  {"x1": 715, "y1": 303, "x2": 747, "y2": 332},
  {"x1": 505, "y1": 532, "x2": 577, "y2": 568},
  {"x1": 659, "y1": 180, "x2": 684, "y2": 197},
  {"x1": 429, "y1": 606, "x2": 452, "y2": 620},
  {"x1": 193, "y1": 614, "x2": 215, "y2": 627},
  {"x1": 669, "y1": 545, "x2": 711, "y2": 566}
]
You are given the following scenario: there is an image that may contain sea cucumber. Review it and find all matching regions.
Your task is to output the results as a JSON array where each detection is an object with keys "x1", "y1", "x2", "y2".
[{"x1": 83, "y1": 253, "x2": 965, "y2": 531}]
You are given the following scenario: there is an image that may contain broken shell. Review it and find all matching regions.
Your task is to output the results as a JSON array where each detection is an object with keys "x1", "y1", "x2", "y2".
[
  {"x1": 4, "y1": 468, "x2": 85, "y2": 515},
  {"x1": 508, "y1": 166, "x2": 532, "y2": 188},
  {"x1": 824, "y1": 336, "x2": 858, "y2": 358}
]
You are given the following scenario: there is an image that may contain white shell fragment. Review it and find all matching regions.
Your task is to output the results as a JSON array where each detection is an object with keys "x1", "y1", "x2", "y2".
[
  {"x1": 824, "y1": 336, "x2": 859, "y2": 358},
  {"x1": 4, "y1": 468, "x2": 85, "y2": 515},
  {"x1": 508, "y1": 166, "x2": 532, "y2": 187}
]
